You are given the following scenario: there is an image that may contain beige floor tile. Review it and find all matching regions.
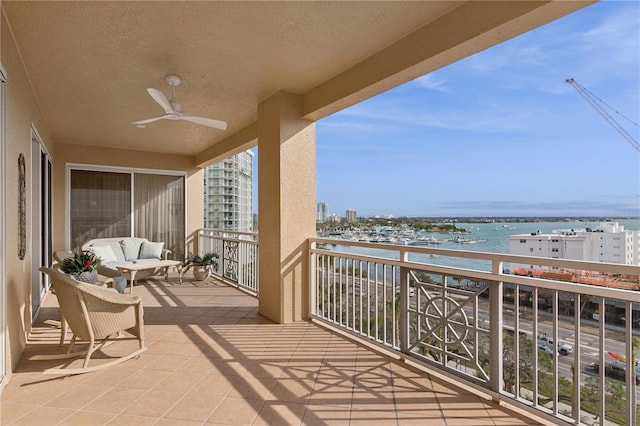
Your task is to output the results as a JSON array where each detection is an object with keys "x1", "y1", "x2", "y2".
[
  {"x1": 190, "y1": 372, "x2": 241, "y2": 397},
  {"x1": 0, "y1": 401, "x2": 38, "y2": 424},
  {"x1": 307, "y1": 390, "x2": 353, "y2": 408},
  {"x1": 227, "y1": 376, "x2": 277, "y2": 400},
  {"x1": 5, "y1": 378, "x2": 70, "y2": 406},
  {"x1": 1, "y1": 277, "x2": 542, "y2": 426},
  {"x1": 267, "y1": 379, "x2": 315, "y2": 404},
  {"x1": 106, "y1": 413, "x2": 159, "y2": 425},
  {"x1": 57, "y1": 409, "x2": 117, "y2": 425},
  {"x1": 84, "y1": 365, "x2": 142, "y2": 387},
  {"x1": 302, "y1": 404, "x2": 352, "y2": 425},
  {"x1": 45, "y1": 383, "x2": 108, "y2": 409},
  {"x1": 155, "y1": 418, "x2": 205, "y2": 426},
  {"x1": 117, "y1": 367, "x2": 173, "y2": 389},
  {"x1": 349, "y1": 407, "x2": 398, "y2": 424},
  {"x1": 205, "y1": 396, "x2": 263, "y2": 425},
  {"x1": 82, "y1": 386, "x2": 147, "y2": 413},
  {"x1": 395, "y1": 412, "x2": 447, "y2": 425},
  {"x1": 9, "y1": 405, "x2": 76, "y2": 425},
  {"x1": 173, "y1": 355, "x2": 217, "y2": 375},
  {"x1": 121, "y1": 389, "x2": 183, "y2": 418},
  {"x1": 254, "y1": 400, "x2": 307, "y2": 425},
  {"x1": 152, "y1": 370, "x2": 202, "y2": 393},
  {"x1": 142, "y1": 353, "x2": 191, "y2": 371},
  {"x1": 444, "y1": 417, "x2": 495, "y2": 425},
  {"x1": 242, "y1": 360, "x2": 285, "y2": 379},
  {"x1": 163, "y1": 393, "x2": 223, "y2": 422}
]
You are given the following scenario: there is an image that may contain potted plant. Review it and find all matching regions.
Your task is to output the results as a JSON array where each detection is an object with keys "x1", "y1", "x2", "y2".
[
  {"x1": 60, "y1": 250, "x2": 102, "y2": 284},
  {"x1": 183, "y1": 252, "x2": 219, "y2": 281}
]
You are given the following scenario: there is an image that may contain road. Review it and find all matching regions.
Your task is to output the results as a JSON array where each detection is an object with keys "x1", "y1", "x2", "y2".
[{"x1": 481, "y1": 306, "x2": 640, "y2": 398}]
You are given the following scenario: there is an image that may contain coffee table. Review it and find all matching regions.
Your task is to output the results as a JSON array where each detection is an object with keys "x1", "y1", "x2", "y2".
[{"x1": 116, "y1": 260, "x2": 182, "y2": 293}]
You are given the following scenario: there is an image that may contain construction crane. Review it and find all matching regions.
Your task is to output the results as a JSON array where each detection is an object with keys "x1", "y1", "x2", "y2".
[{"x1": 566, "y1": 78, "x2": 640, "y2": 152}]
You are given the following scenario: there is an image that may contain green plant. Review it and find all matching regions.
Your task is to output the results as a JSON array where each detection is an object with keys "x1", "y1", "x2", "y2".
[
  {"x1": 61, "y1": 251, "x2": 101, "y2": 274},
  {"x1": 183, "y1": 252, "x2": 219, "y2": 273}
]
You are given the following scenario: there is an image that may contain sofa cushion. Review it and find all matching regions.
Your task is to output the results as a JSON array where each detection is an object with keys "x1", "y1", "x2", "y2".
[
  {"x1": 88, "y1": 245, "x2": 118, "y2": 264},
  {"x1": 92, "y1": 241, "x2": 126, "y2": 263},
  {"x1": 120, "y1": 238, "x2": 147, "y2": 261},
  {"x1": 139, "y1": 241, "x2": 164, "y2": 260}
]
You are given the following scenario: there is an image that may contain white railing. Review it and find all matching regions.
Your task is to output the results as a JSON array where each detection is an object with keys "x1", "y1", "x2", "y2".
[
  {"x1": 196, "y1": 229, "x2": 259, "y2": 294},
  {"x1": 309, "y1": 238, "x2": 640, "y2": 425}
]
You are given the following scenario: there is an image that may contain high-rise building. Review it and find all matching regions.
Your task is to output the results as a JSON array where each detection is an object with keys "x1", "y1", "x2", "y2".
[
  {"x1": 204, "y1": 150, "x2": 254, "y2": 231},
  {"x1": 317, "y1": 202, "x2": 329, "y2": 223},
  {"x1": 346, "y1": 209, "x2": 357, "y2": 222}
]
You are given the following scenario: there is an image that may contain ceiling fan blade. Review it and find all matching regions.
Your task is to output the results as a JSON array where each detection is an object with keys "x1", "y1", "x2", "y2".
[
  {"x1": 180, "y1": 114, "x2": 228, "y2": 130},
  {"x1": 131, "y1": 115, "x2": 167, "y2": 125},
  {"x1": 147, "y1": 88, "x2": 173, "y2": 114}
]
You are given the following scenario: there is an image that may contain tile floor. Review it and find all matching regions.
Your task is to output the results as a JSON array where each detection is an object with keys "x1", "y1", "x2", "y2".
[{"x1": 1, "y1": 275, "x2": 541, "y2": 425}]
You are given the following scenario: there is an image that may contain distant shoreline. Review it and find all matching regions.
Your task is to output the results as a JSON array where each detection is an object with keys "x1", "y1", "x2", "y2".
[{"x1": 363, "y1": 216, "x2": 639, "y2": 223}]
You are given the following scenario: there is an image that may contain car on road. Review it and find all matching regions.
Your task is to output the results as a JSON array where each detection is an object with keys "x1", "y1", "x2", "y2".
[
  {"x1": 537, "y1": 335, "x2": 574, "y2": 355},
  {"x1": 592, "y1": 360, "x2": 640, "y2": 385},
  {"x1": 536, "y1": 340, "x2": 554, "y2": 355}
]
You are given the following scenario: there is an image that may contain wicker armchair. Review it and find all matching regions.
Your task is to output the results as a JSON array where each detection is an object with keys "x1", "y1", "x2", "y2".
[{"x1": 33, "y1": 267, "x2": 146, "y2": 374}]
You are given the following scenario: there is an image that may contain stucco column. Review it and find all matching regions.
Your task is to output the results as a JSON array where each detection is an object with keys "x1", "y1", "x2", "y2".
[{"x1": 257, "y1": 92, "x2": 316, "y2": 323}]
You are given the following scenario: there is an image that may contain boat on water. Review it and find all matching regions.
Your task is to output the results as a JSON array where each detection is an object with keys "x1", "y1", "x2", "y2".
[
  {"x1": 452, "y1": 236, "x2": 486, "y2": 244},
  {"x1": 411, "y1": 236, "x2": 442, "y2": 245}
]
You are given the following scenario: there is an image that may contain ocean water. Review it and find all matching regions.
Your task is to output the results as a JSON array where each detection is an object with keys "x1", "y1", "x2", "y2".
[{"x1": 326, "y1": 219, "x2": 640, "y2": 272}]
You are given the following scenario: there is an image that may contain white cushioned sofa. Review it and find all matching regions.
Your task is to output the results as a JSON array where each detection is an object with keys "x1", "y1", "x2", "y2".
[{"x1": 82, "y1": 237, "x2": 171, "y2": 293}]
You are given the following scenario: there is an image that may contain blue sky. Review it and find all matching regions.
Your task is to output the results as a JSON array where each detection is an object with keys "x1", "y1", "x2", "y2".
[
  {"x1": 251, "y1": 1, "x2": 639, "y2": 218},
  {"x1": 313, "y1": 1, "x2": 640, "y2": 218}
]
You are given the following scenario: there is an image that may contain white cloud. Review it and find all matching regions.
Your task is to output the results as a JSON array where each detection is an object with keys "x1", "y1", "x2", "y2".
[{"x1": 411, "y1": 75, "x2": 449, "y2": 92}]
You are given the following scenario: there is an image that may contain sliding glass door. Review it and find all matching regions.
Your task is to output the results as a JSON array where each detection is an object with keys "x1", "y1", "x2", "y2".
[
  {"x1": 69, "y1": 168, "x2": 185, "y2": 260},
  {"x1": 134, "y1": 173, "x2": 185, "y2": 259},
  {"x1": 69, "y1": 170, "x2": 131, "y2": 254},
  {"x1": 31, "y1": 133, "x2": 52, "y2": 319}
]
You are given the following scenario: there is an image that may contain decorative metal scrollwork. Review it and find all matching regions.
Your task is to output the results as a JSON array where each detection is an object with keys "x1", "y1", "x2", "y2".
[
  {"x1": 421, "y1": 295, "x2": 469, "y2": 345},
  {"x1": 223, "y1": 240, "x2": 239, "y2": 281},
  {"x1": 18, "y1": 154, "x2": 26, "y2": 260}
]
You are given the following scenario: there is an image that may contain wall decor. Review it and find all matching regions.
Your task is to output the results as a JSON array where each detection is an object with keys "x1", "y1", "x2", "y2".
[{"x1": 18, "y1": 153, "x2": 26, "y2": 260}]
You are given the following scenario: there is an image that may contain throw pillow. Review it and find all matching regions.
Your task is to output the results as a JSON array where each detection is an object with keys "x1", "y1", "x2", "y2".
[
  {"x1": 139, "y1": 241, "x2": 164, "y2": 260},
  {"x1": 93, "y1": 241, "x2": 126, "y2": 263},
  {"x1": 89, "y1": 245, "x2": 118, "y2": 264},
  {"x1": 120, "y1": 238, "x2": 146, "y2": 261}
]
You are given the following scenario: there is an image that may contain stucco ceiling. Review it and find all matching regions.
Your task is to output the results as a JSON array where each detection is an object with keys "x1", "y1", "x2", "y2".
[{"x1": 2, "y1": 1, "x2": 592, "y2": 159}]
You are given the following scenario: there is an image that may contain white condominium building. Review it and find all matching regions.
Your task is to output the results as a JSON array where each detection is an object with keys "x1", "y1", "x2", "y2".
[
  {"x1": 204, "y1": 150, "x2": 254, "y2": 232},
  {"x1": 346, "y1": 209, "x2": 357, "y2": 222},
  {"x1": 509, "y1": 222, "x2": 639, "y2": 266}
]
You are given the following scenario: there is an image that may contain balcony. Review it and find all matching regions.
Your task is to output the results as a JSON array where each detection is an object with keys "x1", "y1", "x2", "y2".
[
  {"x1": 0, "y1": 273, "x2": 536, "y2": 425},
  {"x1": 178, "y1": 230, "x2": 640, "y2": 424},
  {"x1": 2, "y1": 231, "x2": 638, "y2": 425}
]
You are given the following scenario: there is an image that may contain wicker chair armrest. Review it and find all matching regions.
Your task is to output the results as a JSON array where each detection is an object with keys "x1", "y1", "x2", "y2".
[
  {"x1": 162, "y1": 248, "x2": 172, "y2": 260},
  {"x1": 74, "y1": 280, "x2": 141, "y2": 306}
]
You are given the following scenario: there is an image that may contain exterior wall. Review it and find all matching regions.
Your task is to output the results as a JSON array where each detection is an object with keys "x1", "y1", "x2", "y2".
[
  {"x1": 2, "y1": 12, "x2": 54, "y2": 376},
  {"x1": 563, "y1": 238, "x2": 587, "y2": 261},
  {"x1": 53, "y1": 143, "x2": 203, "y2": 256}
]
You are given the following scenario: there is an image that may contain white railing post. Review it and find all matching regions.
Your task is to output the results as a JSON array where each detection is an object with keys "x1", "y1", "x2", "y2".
[
  {"x1": 400, "y1": 250, "x2": 409, "y2": 353},
  {"x1": 310, "y1": 241, "x2": 317, "y2": 317},
  {"x1": 489, "y1": 259, "x2": 503, "y2": 395},
  {"x1": 625, "y1": 300, "x2": 636, "y2": 426}
]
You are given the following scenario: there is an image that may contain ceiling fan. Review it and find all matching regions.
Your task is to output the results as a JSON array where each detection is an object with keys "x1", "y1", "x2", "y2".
[{"x1": 132, "y1": 75, "x2": 227, "y2": 131}]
